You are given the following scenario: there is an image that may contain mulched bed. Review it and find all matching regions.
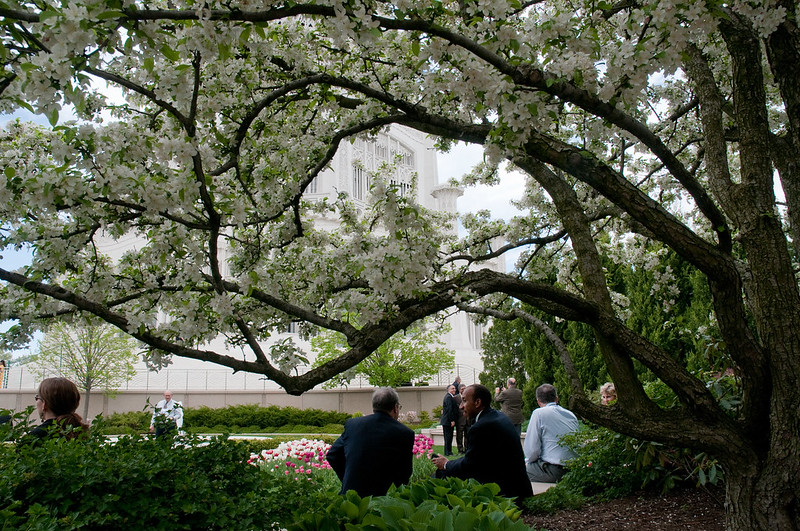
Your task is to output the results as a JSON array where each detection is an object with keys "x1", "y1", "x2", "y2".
[{"x1": 523, "y1": 485, "x2": 725, "y2": 530}]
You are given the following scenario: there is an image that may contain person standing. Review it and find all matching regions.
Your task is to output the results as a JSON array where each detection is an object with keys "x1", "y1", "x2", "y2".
[
  {"x1": 432, "y1": 384, "x2": 533, "y2": 503},
  {"x1": 327, "y1": 387, "x2": 414, "y2": 497},
  {"x1": 454, "y1": 384, "x2": 467, "y2": 454},
  {"x1": 523, "y1": 383, "x2": 579, "y2": 483},
  {"x1": 495, "y1": 377, "x2": 524, "y2": 436},
  {"x1": 440, "y1": 384, "x2": 459, "y2": 456},
  {"x1": 150, "y1": 390, "x2": 183, "y2": 437}
]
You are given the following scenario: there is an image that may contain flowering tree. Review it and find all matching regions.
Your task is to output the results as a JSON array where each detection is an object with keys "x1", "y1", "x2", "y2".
[{"x1": 0, "y1": 0, "x2": 799, "y2": 526}]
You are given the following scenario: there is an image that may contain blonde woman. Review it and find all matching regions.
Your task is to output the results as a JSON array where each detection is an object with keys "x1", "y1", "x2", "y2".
[{"x1": 600, "y1": 382, "x2": 617, "y2": 405}]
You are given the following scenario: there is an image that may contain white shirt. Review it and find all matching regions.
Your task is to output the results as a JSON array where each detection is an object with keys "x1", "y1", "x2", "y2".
[
  {"x1": 523, "y1": 402, "x2": 579, "y2": 466},
  {"x1": 152, "y1": 398, "x2": 184, "y2": 428}
]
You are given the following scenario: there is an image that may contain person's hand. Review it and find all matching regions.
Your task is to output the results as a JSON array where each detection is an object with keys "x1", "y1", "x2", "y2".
[
  {"x1": 495, "y1": 387, "x2": 501, "y2": 393},
  {"x1": 431, "y1": 455, "x2": 449, "y2": 470},
  {"x1": 149, "y1": 425, "x2": 154, "y2": 433},
  {"x1": 450, "y1": 421, "x2": 455, "y2": 427}
]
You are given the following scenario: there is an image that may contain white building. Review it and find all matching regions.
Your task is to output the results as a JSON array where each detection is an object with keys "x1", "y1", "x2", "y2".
[{"x1": 11, "y1": 126, "x2": 498, "y2": 391}]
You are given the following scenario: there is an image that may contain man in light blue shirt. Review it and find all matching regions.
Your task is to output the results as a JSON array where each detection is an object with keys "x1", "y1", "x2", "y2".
[{"x1": 523, "y1": 383, "x2": 579, "y2": 482}]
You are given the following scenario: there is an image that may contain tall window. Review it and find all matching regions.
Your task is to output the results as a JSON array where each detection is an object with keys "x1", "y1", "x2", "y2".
[
  {"x1": 351, "y1": 133, "x2": 416, "y2": 200},
  {"x1": 352, "y1": 165, "x2": 366, "y2": 200}
]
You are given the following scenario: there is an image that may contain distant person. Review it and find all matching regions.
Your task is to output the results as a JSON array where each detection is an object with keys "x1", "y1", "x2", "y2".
[
  {"x1": 432, "y1": 384, "x2": 532, "y2": 502},
  {"x1": 150, "y1": 390, "x2": 183, "y2": 437},
  {"x1": 28, "y1": 377, "x2": 89, "y2": 441},
  {"x1": 451, "y1": 375, "x2": 462, "y2": 392},
  {"x1": 327, "y1": 387, "x2": 414, "y2": 497},
  {"x1": 495, "y1": 377, "x2": 524, "y2": 436},
  {"x1": 440, "y1": 384, "x2": 459, "y2": 456},
  {"x1": 454, "y1": 384, "x2": 467, "y2": 453},
  {"x1": 0, "y1": 359, "x2": 6, "y2": 389},
  {"x1": 523, "y1": 383, "x2": 579, "y2": 483},
  {"x1": 600, "y1": 382, "x2": 617, "y2": 405}
]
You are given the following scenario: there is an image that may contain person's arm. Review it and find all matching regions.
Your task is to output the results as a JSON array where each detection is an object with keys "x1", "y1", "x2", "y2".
[
  {"x1": 173, "y1": 402, "x2": 184, "y2": 428},
  {"x1": 150, "y1": 400, "x2": 161, "y2": 431},
  {"x1": 522, "y1": 412, "x2": 541, "y2": 463}
]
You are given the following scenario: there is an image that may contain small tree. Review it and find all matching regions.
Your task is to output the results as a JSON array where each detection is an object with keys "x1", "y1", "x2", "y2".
[
  {"x1": 34, "y1": 321, "x2": 138, "y2": 419},
  {"x1": 312, "y1": 320, "x2": 454, "y2": 388}
]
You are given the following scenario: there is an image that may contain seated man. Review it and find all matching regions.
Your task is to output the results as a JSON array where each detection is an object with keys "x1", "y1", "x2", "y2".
[
  {"x1": 432, "y1": 384, "x2": 532, "y2": 503},
  {"x1": 523, "y1": 383, "x2": 579, "y2": 483},
  {"x1": 327, "y1": 387, "x2": 415, "y2": 497}
]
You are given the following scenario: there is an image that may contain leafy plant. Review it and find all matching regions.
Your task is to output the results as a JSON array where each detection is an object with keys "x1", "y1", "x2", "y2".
[
  {"x1": 288, "y1": 477, "x2": 528, "y2": 530},
  {"x1": 0, "y1": 431, "x2": 337, "y2": 530}
]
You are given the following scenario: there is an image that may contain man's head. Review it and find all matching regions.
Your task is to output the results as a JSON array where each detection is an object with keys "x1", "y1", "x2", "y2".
[
  {"x1": 454, "y1": 376, "x2": 461, "y2": 384},
  {"x1": 462, "y1": 384, "x2": 491, "y2": 419},
  {"x1": 163, "y1": 390, "x2": 173, "y2": 401},
  {"x1": 459, "y1": 384, "x2": 466, "y2": 393},
  {"x1": 535, "y1": 384, "x2": 558, "y2": 406},
  {"x1": 507, "y1": 378, "x2": 517, "y2": 388},
  {"x1": 447, "y1": 384, "x2": 456, "y2": 395},
  {"x1": 372, "y1": 387, "x2": 402, "y2": 419}
]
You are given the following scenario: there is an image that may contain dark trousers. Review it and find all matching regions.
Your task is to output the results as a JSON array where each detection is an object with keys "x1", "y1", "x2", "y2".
[
  {"x1": 155, "y1": 421, "x2": 177, "y2": 438},
  {"x1": 455, "y1": 422, "x2": 466, "y2": 453},
  {"x1": 443, "y1": 424, "x2": 455, "y2": 455}
]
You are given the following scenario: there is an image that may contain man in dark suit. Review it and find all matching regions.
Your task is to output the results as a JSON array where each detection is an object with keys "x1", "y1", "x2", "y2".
[
  {"x1": 432, "y1": 384, "x2": 533, "y2": 503},
  {"x1": 440, "y1": 384, "x2": 459, "y2": 456},
  {"x1": 327, "y1": 387, "x2": 415, "y2": 497}
]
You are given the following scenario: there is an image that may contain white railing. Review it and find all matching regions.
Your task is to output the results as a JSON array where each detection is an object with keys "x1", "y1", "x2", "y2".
[{"x1": 0, "y1": 364, "x2": 481, "y2": 392}]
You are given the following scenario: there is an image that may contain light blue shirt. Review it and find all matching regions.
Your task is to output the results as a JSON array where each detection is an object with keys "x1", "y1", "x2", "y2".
[{"x1": 523, "y1": 402, "x2": 579, "y2": 466}]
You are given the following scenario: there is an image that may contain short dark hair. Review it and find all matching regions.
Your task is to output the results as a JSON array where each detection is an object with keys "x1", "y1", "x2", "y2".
[
  {"x1": 469, "y1": 384, "x2": 492, "y2": 410},
  {"x1": 372, "y1": 387, "x2": 400, "y2": 413},
  {"x1": 536, "y1": 383, "x2": 558, "y2": 404}
]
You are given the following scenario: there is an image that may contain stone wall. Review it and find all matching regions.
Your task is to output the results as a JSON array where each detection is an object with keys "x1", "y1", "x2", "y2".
[{"x1": 0, "y1": 386, "x2": 448, "y2": 421}]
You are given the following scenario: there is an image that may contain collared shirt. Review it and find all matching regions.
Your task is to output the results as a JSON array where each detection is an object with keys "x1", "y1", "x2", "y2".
[
  {"x1": 523, "y1": 402, "x2": 579, "y2": 466},
  {"x1": 152, "y1": 398, "x2": 184, "y2": 428}
]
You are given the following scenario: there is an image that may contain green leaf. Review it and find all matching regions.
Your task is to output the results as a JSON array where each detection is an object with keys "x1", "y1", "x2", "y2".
[
  {"x1": 411, "y1": 40, "x2": 421, "y2": 56},
  {"x1": 4, "y1": 167, "x2": 15, "y2": 178},
  {"x1": 160, "y1": 44, "x2": 180, "y2": 62}
]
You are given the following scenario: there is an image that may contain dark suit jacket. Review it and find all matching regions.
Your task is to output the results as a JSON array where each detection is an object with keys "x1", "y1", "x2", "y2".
[
  {"x1": 327, "y1": 411, "x2": 415, "y2": 497},
  {"x1": 440, "y1": 392, "x2": 459, "y2": 425},
  {"x1": 440, "y1": 407, "x2": 533, "y2": 501}
]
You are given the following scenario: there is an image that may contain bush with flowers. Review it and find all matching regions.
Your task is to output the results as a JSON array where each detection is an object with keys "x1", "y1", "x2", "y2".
[
  {"x1": 249, "y1": 438, "x2": 341, "y2": 492},
  {"x1": 411, "y1": 433, "x2": 437, "y2": 481}
]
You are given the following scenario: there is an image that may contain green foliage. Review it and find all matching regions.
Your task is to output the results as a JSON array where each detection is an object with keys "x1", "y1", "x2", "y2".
[
  {"x1": 0, "y1": 432, "x2": 338, "y2": 530},
  {"x1": 522, "y1": 483, "x2": 586, "y2": 515},
  {"x1": 99, "y1": 404, "x2": 351, "y2": 434},
  {"x1": 410, "y1": 455, "x2": 437, "y2": 483},
  {"x1": 288, "y1": 477, "x2": 529, "y2": 530},
  {"x1": 311, "y1": 318, "x2": 455, "y2": 388}
]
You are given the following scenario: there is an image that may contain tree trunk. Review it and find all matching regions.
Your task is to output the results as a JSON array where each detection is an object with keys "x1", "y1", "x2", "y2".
[
  {"x1": 725, "y1": 457, "x2": 800, "y2": 530},
  {"x1": 83, "y1": 385, "x2": 91, "y2": 421}
]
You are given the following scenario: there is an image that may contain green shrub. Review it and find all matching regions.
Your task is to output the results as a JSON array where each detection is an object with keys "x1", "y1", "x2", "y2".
[
  {"x1": 1, "y1": 431, "x2": 338, "y2": 530},
  {"x1": 523, "y1": 483, "x2": 586, "y2": 514},
  {"x1": 288, "y1": 477, "x2": 529, "y2": 530},
  {"x1": 100, "y1": 404, "x2": 350, "y2": 435}
]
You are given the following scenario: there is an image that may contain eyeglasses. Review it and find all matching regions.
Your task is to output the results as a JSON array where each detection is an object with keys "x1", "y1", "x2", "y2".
[{"x1": 34, "y1": 394, "x2": 42, "y2": 402}]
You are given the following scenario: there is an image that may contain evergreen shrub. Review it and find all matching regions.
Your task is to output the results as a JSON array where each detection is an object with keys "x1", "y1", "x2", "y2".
[
  {"x1": 0, "y1": 429, "x2": 337, "y2": 530},
  {"x1": 100, "y1": 404, "x2": 350, "y2": 434}
]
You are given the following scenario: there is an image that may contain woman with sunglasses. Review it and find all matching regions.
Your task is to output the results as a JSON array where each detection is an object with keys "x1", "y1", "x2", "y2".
[{"x1": 30, "y1": 377, "x2": 89, "y2": 441}]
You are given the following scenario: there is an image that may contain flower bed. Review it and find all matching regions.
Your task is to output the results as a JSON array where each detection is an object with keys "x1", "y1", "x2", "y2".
[{"x1": 249, "y1": 438, "x2": 333, "y2": 480}]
